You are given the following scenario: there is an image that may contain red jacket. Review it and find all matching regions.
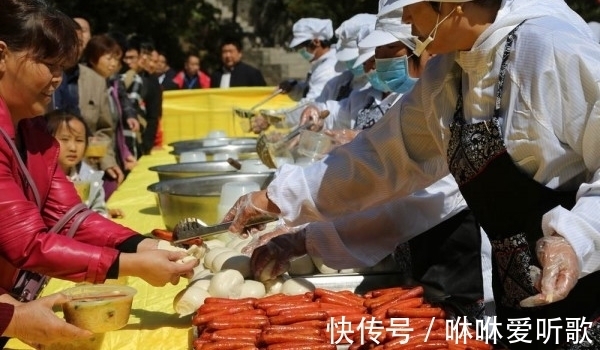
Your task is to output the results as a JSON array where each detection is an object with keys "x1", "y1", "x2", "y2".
[
  {"x1": 172, "y1": 71, "x2": 211, "y2": 89},
  {"x1": 0, "y1": 98, "x2": 139, "y2": 292}
]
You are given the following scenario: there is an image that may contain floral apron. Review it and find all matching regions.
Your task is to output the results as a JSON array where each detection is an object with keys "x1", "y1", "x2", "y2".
[{"x1": 447, "y1": 23, "x2": 600, "y2": 349}]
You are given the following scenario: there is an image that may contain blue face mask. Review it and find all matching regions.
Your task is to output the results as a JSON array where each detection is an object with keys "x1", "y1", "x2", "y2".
[
  {"x1": 375, "y1": 56, "x2": 417, "y2": 94},
  {"x1": 345, "y1": 59, "x2": 365, "y2": 77},
  {"x1": 298, "y1": 48, "x2": 315, "y2": 62},
  {"x1": 366, "y1": 70, "x2": 390, "y2": 93}
]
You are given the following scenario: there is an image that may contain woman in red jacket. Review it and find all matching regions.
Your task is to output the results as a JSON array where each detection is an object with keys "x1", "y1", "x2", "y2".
[{"x1": 0, "y1": 0, "x2": 196, "y2": 347}]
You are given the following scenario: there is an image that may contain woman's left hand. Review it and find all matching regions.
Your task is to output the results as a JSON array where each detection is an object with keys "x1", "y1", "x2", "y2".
[{"x1": 520, "y1": 235, "x2": 579, "y2": 307}]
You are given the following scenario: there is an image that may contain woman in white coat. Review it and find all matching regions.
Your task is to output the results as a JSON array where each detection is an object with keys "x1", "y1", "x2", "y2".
[{"x1": 224, "y1": 0, "x2": 600, "y2": 348}]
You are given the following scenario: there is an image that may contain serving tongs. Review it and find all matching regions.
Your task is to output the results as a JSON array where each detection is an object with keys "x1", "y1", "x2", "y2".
[
  {"x1": 256, "y1": 110, "x2": 330, "y2": 168},
  {"x1": 172, "y1": 217, "x2": 276, "y2": 246},
  {"x1": 232, "y1": 88, "x2": 286, "y2": 120}
]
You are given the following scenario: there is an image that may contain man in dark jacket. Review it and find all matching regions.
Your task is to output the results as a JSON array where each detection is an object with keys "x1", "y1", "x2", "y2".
[{"x1": 210, "y1": 37, "x2": 267, "y2": 88}]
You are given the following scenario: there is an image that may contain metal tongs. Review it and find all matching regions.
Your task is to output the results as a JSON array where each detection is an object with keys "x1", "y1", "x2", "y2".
[{"x1": 172, "y1": 217, "x2": 276, "y2": 246}]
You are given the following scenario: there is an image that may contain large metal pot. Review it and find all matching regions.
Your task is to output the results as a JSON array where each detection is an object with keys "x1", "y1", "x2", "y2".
[
  {"x1": 147, "y1": 172, "x2": 274, "y2": 230},
  {"x1": 170, "y1": 144, "x2": 259, "y2": 163},
  {"x1": 169, "y1": 137, "x2": 257, "y2": 153},
  {"x1": 148, "y1": 161, "x2": 238, "y2": 182}
]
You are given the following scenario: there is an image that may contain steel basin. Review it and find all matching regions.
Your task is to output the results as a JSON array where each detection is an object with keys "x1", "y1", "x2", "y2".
[
  {"x1": 169, "y1": 137, "x2": 257, "y2": 153},
  {"x1": 147, "y1": 172, "x2": 274, "y2": 230},
  {"x1": 148, "y1": 161, "x2": 238, "y2": 182},
  {"x1": 170, "y1": 144, "x2": 259, "y2": 163}
]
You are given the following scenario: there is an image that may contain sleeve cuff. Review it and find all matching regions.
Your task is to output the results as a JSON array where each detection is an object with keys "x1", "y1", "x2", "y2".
[
  {"x1": 106, "y1": 253, "x2": 120, "y2": 279},
  {"x1": 116, "y1": 235, "x2": 146, "y2": 253}
]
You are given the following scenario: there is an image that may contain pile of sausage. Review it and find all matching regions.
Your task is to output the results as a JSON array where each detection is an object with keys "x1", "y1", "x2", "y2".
[{"x1": 191, "y1": 286, "x2": 492, "y2": 350}]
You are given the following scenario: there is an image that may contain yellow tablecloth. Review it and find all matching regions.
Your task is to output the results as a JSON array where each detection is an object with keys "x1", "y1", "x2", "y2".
[
  {"x1": 162, "y1": 87, "x2": 296, "y2": 144},
  {"x1": 6, "y1": 149, "x2": 193, "y2": 350}
]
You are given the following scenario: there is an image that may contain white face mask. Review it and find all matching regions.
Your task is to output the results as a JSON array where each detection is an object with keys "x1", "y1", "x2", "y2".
[{"x1": 414, "y1": 7, "x2": 457, "y2": 57}]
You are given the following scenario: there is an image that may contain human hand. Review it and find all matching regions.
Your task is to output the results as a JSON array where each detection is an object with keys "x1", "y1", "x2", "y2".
[
  {"x1": 299, "y1": 105, "x2": 324, "y2": 132},
  {"x1": 4, "y1": 293, "x2": 93, "y2": 346},
  {"x1": 241, "y1": 224, "x2": 293, "y2": 256},
  {"x1": 324, "y1": 128, "x2": 360, "y2": 147},
  {"x1": 278, "y1": 79, "x2": 298, "y2": 93},
  {"x1": 251, "y1": 227, "x2": 307, "y2": 281},
  {"x1": 250, "y1": 115, "x2": 270, "y2": 134},
  {"x1": 127, "y1": 117, "x2": 140, "y2": 132},
  {"x1": 124, "y1": 154, "x2": 137, "y2": 171},
  {"x1": 520, "y1": 235, "x2": 579, "y2": 307},
  {"x1": 221, "y1": 191, "x2": 280, "y2": 236},
  {"x1": 120, "y1": 250, "x2": 198, "y2": 286},
  {"x1": 105, "y1": 165, "x2": 125, "y2": 184}
]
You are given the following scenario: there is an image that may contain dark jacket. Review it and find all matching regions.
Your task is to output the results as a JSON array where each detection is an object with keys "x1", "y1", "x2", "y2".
[{"x1": 210, "y1": 61, "x2": 267, "y2": 88}]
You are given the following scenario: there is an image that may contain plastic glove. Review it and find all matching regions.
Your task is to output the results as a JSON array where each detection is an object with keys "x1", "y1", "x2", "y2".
[
  {"x1": 324, "y1": 128, "x2": 360, "y2": 148},
  {"x1": 221, "y1": 190, "x2": 279, "y2": 236},
  {"x1": 250, "y1": 227, "x2": 307, "y2": 281},
  {"x1": 278, "y1": 79, "x2": 298, "y2": 93},
  {"x1": 520, "y1": 235, "x2": 579, "y2": 307},
  {"x1": 241, "y1": 223, "x2": 293, "y2": 256},
  {"x1": 250, "y1": 114, "x2": 270, "y2": 134},
  {"x1": 299, "y1": 105, "x2": 325, "y2": 132}
]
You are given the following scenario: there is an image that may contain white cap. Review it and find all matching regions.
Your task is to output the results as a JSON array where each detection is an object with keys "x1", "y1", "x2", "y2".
[
  {"x1": 289, "y1": 18, "x2": 334, "y2": 48},
  {"x1": 588, "y1": 21, "x2": 600, "y2": 43},
  {"x1": 353, "y1": 46, "x2": 376, "y2": 69},
  {"x1": 358, "y1": 8, "x2": 415, "y2": 51},
  {"x1": 335, "y1": 14, "x2": 377, "y2": 62},
  {"x1": 379, "y1": 0, "x2": 473, "y2": 16}
]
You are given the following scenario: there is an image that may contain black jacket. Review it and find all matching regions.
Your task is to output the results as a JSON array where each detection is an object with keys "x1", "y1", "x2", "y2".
[{"x1": 210, "y1": 61, "x2": 267, "y2": 88}]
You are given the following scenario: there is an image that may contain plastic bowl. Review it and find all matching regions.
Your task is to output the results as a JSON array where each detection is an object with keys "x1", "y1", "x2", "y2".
[
  {"x1": 61, "y1": 284, "x2": 137, "y2": 333},
  {"x1": 85, "y1": 138, "x2": 111, "y2": 158},
  {"x1": 41, "y1": 333, "x2": 105, "y2": 350}
]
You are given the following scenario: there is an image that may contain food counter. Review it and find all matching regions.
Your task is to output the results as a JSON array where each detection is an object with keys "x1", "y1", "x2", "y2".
[{"x1": 6, "y1": 149, "x2": 194, "y2": 350}]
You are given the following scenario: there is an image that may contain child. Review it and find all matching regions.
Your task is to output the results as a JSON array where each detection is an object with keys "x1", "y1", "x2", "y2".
[{"x1": 45, "y1": 109, "x2": 123, "y2": 218}]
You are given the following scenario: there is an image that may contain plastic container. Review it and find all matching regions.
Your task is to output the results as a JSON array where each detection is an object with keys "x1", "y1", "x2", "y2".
[
  {"x1": 61, "y1": 284, "x2": 137, "y2": 333},
  {"x1": 85, "y1": 138, "x2": 110, "y2": 158},
  {"x1": 217, "y1": 181, "x2": 260, "y2": 220},
  {"x1": 179, "y1": 151, "x2": 207, "y2": 163},
  {"x1": 239, "y1": 159, "x2": 272, "y2": 173},
  {"x1": 41, "y1": 333, "x2": 105, "y2": 350},
  {"x1": 297, "y1": 130, "x2": 332, "y2": 159},
  {"x1": 206, "y1": 130, "x2": 227, "y2": 139},
  {"x1": 72, "y1": 180, "x2": 91, "y2": 202}
]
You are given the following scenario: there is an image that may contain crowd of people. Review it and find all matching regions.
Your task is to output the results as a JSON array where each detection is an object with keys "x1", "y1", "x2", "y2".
[{"x1": 1, "y1": 0, "x2": 600, "y2": 348}]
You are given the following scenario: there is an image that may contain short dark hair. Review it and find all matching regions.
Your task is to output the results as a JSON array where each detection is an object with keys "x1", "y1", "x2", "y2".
[
  {"x1": 45, "y1": 109, "x2": 92, "y2": 144},
  {"x1": 82, "y1": 34, "x2": 122, "y2": 66},
  {"x1": 220, "y1": 37, "x2": 243, "y2": 52},
  {"x1": 0, "y1": 0, "x2": 79, "y2": 67}
]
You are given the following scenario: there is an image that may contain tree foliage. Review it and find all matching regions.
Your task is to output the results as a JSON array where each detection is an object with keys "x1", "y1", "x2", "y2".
[{"x1": 48, "y1": 0, "x2": 599, "y2": 73}]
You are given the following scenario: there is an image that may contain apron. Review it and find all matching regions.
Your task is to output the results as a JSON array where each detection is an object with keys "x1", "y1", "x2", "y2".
[{"x1": 447, "y1": 22, "x2": 600, "y2": 349}]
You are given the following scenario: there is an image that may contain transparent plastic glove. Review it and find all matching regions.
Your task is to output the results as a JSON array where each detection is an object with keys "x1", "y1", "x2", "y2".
[
  {"x1": 278, "y1": 79, "x2": 298, "y2": 93},
  {"x1": 221, "y1": 191, "x2": 279, "y2": 237},
  {"x1": 520, "y1": 235, "x2": 579, "y2": 307},
  {"x1": 251, "y1": 114, "x2": 270, "y2": 134},
  {"x1": 250, "y1": 228, "x2": 307, "y2": 281},
  {"x1": 241, "y1": 223, "x2": 294, "y2": 256},
  {"x1": 299, "y1": 105, "x2": 324, "y2": 132},
  {"x1": 324, "y1": 128, "x2": 360, "y2": 148}
]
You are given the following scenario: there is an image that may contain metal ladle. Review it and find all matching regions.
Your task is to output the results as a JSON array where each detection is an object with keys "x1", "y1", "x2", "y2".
[{"x1": 256, "y1": 110, "x2": 330, "y2": 169}]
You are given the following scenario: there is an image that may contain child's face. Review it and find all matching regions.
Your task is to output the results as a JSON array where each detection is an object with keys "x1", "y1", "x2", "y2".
[{"x1": 55, "y1": 119, "x2": 86, "y2": 173}]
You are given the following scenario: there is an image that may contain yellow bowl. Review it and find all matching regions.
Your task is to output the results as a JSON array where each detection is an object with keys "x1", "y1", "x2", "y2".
[
  {"x1": 41, "y1": 333, "x2": 105, "y2": 350},
  {"x1": 61, "y1": 284, "x2": 137, "y2": 333}
]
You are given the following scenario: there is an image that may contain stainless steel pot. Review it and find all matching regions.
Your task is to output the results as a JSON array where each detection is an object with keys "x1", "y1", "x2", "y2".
[
  {"x1": 170, "y1": 143, "x2": 259, "y2": 163},
  {"x1": 169, "y1": 137, "x2": 257, "y2": 153},
  {"x1": 147, "y1": 172, "x2": 274, "y2": 230},
  {"x1": 149, "y1": 161, "x2": 238, "y2": 182}
]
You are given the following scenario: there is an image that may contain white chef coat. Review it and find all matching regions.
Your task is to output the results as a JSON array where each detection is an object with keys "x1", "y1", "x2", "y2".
[{"x1": 268, "y1": 0, "x2": 600, "y2": 278}]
